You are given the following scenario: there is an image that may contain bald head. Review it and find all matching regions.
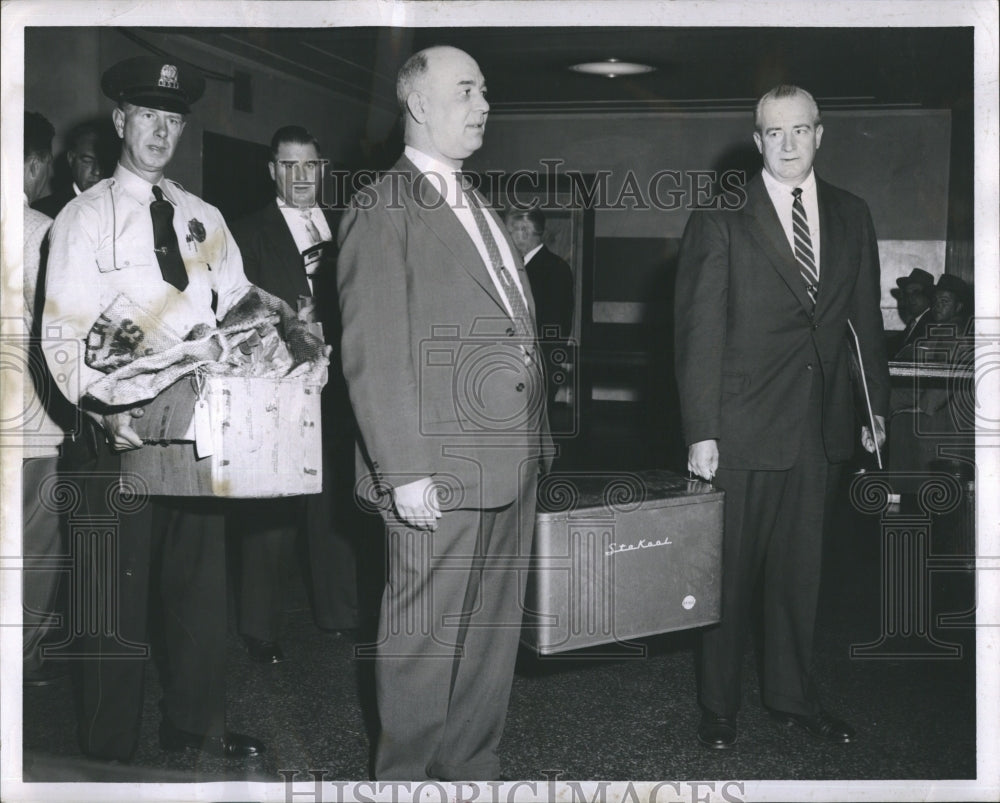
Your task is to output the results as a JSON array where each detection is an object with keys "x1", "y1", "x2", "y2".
[{"x1": 397, "y1": 46, "x2": 489, "y2": 168}]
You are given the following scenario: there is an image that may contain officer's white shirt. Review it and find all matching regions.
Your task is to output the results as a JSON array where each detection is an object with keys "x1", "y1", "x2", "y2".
[{"x1": 42, "y1": 163, "x2": 252, "y2": 404}]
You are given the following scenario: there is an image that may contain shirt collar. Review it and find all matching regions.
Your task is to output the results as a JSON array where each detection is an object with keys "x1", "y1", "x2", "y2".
[
  {"x1": 761, "y1": 166, "x2": 817, "y2": 199},
  {"x1": 113, "y1": 163, "x2": 174, "y2": 205},
  {"x1": 405, "y1": 145, "x2": 463, "y2": 203},
  {"x1": 524, "y1": 243, "x2": 544, "y2": 264}
]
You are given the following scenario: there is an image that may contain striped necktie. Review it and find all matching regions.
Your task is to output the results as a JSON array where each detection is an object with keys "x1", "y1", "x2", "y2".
[
  {"x1": 792, "y1": 187, "x2": 819, "y2": 304},
  {"x1": 464, "y1": 188, "x2": 537, "y2": 342}
]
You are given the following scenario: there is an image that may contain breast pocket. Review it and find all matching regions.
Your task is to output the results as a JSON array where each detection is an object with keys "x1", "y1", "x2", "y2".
[{"x1": 95, "y1": 243, "x2": 154, "y2": 274}]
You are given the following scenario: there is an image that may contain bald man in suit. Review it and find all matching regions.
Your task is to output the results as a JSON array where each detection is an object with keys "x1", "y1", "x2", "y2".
[
  {"x1": 675, "y1": 85, "x2": 889, "y2": 750},
  {"x1": 337, "y1": 46, "x2": 550, "y2": 780}
]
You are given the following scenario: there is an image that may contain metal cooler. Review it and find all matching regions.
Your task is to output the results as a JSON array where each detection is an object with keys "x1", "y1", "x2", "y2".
[{"x1": 523, "y1": 469, "x2": 724, "y2": 655}]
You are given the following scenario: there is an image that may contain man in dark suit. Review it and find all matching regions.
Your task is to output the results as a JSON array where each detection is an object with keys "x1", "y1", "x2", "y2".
[
  {"x1": 229, "y1": 126, "x2": 357, "y2": 664},
  {"x1": 505, "y1": 207, "x2": 575, "y2": 408},
  {"x1": 338, "y1": 45, "x2": 550, "y2": 780},
  {"x1": 890, "y1": 267, "x2": 934, "y2": 358},
  {"x1": 675, "y1": 84, "x2": 889, "y2": 750},
  {"x1": 32, "y1": 121, "x2": 107, "y2": 218}
]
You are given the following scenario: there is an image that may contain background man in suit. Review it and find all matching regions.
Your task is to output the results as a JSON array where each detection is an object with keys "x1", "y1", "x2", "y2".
[
  {"x1": 890, "y1": 267, "x2": 934, "y2": 358},
  {"x1": 229, "y1": 126, "x2": 358, "y2": 664},
  {"x1": 338, "y1": 45, "x2": 549, "y2": 780},
  {"x1": 20, "y1": 111, "x2": 68, "y2": 686},
  {"x1": 32, "y1": 121, "x2": 108, "y2": 218},
  {"x1": 505, "y1": 207, "x2": 575, "y2": 411},
  {"x1": 675, "y1": 84, "x2": 889, "y2": 750}
]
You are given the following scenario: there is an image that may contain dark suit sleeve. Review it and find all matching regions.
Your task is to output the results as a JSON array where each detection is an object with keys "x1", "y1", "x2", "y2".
[
  {"x1": 336, "y1": 195, "x2": 438, "y2": 487},
  {"x1": 850, "y1": 202, "x2": 890, "y2": 418},
  {"x1": 230, "y1": 217, "x2": 263, "y2": 288},
  {"x1": 674, "y1": 210, "x2": 730, "y2": 447},
  {"x1": 552, "y1": 255, "x2": 575, "y2": 344}
]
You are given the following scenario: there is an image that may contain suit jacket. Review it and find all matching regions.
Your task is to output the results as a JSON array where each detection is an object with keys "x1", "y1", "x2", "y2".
[
  {"x1": 674, "y1": 171, "x2": 889, "y2": 470},
  {"x1": 893, "y1": 306, "x2": 932, "y2": 359},
  {"x1": 525, "y1": 244, "x2": 574, "y2": 346},
  {"x1": 337, "y1": 156, "x2": 550, "y2": 510},
  {"x1": 32, "y1": 185, "x2": 75, "y2": 220}
]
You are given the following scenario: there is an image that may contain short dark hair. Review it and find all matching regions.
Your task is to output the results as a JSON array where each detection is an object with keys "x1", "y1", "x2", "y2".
[
  {"x1": 754, "y1": 85, "x2": 821, "y2": 131},
  {"x1": 67, "y1": 121, "x2": 101, "y2": 152},
  {"x1": 505, "y1": 207, "x2": 546, "y2": 236},
  {"x1": 270, "y1": 125, "x2": 321, "y2": 160},
  {"x1": 25, "y1": 111, "x2": 54, "y2": 160},
  {"x1": 396, "y1": 50, "x2": 430, "y2": 113}
]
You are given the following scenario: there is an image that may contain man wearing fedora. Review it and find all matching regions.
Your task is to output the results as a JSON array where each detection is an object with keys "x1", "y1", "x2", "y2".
[
  {"x1": 891, "y1": 267, "x2": 935, "y2": 359},
  {"x1": 42, "y1": 56, "x2": 266, "y2": 762}
]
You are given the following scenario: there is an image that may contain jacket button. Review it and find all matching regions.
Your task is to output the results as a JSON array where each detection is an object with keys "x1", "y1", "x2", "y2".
[
  {"x1": 516, "y1": 382, "x2": 525, "y2": 392},
  {"x1": 812, "y1": 323, "x2": 819, "y2": 330},
  {"x1": 506, "y1": 327, "x2": 515, "y2": 337},
  {"x1": 807, "y1": 363, "x2": 814, "y2": 371}
]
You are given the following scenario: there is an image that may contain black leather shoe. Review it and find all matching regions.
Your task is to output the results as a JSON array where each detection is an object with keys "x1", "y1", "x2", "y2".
[
  {"x1": 697, "y1": 710, "x2": 737, "y2": 749},
  {"x1": 159, "y1": 719, "x2": 265, "y2": 758},
  {"x1": 242, "y1": 635, "x2": 286, "y2": 664},
  {"x1": 770, "y1": 709, "x2": 856, "y2": 743}
]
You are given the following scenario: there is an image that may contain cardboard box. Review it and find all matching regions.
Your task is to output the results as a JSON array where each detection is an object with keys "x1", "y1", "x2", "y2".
[
  {"x1": 121, "y1": 374, "x2": 322, "y2": 498},
  {"x1": 523, "y1": 469, "x2": 724, "y2": 655}
]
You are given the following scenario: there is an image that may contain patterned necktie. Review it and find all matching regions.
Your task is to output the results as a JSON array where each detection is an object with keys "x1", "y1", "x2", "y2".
[
  {"x1": 300, "y1": 207, "x2": 323, "y2": 246},
  {"x1": 792, "y1": 187, "x2": 818, "y2": 305},
  {"x1": 463, "y1": 188, "x2": 537, "y2": 342},
  {"x1": 150, "y1": 185, "x2": 188, "y2": 291}
]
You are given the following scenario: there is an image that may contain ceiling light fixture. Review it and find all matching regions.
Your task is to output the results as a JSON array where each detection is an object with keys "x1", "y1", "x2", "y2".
[{"x1": 569, "y1": 58, "x2": 655, "y2": 78}]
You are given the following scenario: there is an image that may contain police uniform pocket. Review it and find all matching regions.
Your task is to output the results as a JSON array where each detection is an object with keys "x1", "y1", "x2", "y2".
[{"x1": 95, "y1": 243, "x2": 153, "y2": 273}]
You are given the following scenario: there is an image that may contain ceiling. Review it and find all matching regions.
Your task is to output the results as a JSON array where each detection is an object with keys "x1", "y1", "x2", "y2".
[{"x1": 167, "y1": 25, "x2": 974, "y2": 117}]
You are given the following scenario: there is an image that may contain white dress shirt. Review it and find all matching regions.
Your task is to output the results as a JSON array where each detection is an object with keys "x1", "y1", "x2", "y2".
[
  {"x1": 761, "y1": 167, "x2": 821, "y2": 274},
  {"x1": 277, "y1": 201, "x2": 333, "y2": 253}
]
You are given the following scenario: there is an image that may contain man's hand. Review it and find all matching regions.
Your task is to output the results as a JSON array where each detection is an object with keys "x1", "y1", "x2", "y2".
[
  {"x1": 688, "y1": 439, "x2": 719, "y2": 482},
  {"x1": 102, "y1": 411, "x2": 143, "y2": 451},
  {"x1": 861, "y1": 414, "x2": 887, "y2": 454},
  {"x1": 393, "y1": 476, "x2": 442, "y2": 530}
]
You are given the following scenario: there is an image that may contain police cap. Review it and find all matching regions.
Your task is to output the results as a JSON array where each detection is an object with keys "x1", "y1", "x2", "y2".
[{"x1": 101, "y1": 56, "x2": 205, "y2": 115}]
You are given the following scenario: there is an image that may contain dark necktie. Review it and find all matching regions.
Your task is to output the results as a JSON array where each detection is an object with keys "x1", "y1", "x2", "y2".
[
  {"x1": 463, "y1": 187, "x2": 537, "y2": 343},
  {"x1": 151, "y1": 185, "x2": 189, "y2": 291},
  {"x1": 792, "y1": 187, "x2": 818, "y2": 305}
]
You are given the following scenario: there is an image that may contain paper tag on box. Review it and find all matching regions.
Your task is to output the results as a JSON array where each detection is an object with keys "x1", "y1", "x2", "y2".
[{"x1": 194, "y1": 398, "x2": 213, "y2": 458}]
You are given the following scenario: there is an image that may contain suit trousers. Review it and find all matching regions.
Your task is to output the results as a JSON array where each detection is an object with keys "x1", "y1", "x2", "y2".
[
  {"x1": 71, "y1": 440, "x2": 227, "y2": 760},
  {"x1": 373, "y1": 467, "x2": 538, "y2": 781},
  {"x1": 699, "y1": 371, "x2": 842, "y2": 717},
  {"x1": 235, "y1": 449, "x2": 360, "y2": 640}
]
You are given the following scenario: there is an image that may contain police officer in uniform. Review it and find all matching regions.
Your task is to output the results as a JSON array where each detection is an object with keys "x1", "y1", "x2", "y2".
[{"x1": 42, "y1": 56, "x2": 266, "y2": 762}]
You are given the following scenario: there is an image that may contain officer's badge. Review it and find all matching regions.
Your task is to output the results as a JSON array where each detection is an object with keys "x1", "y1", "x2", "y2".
[
  {"x1": 186, "y1": 218, "x2": 206, "y2": 244},
  {"x1": 158, "y1": 64, "x2": 180, "y2": 90}
]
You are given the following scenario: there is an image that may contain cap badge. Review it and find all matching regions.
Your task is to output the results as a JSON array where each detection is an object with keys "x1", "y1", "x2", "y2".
[{"x1": 158, "y1": 64, "x2": 180, "y2": 89}]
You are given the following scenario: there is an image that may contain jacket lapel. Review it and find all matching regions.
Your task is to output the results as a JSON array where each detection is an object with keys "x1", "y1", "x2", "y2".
[
  {"x1": 813, "y1": 177, "x2": 847, "y2": 315},
  {"x1": 267, "y1": 200, "x2": 312, "y2": 299},
  {"x1": 743, "y1": 173, "x2": 817, "y2": 315},
  {"x1": 396, "y1": 157, "x2": 508, "y2": 316}
]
